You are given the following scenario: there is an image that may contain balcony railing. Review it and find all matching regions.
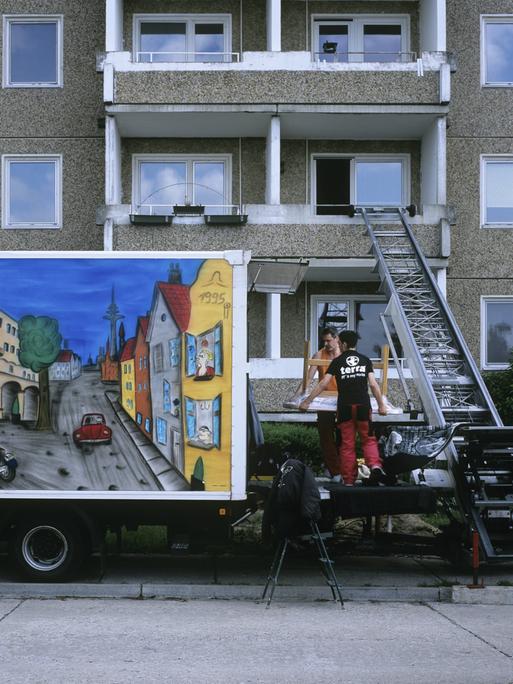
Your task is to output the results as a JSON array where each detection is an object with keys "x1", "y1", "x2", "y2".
[
  {"x1": 135, "y1": 51, "x2": 240, "y2": 64},
  {"x1": 313, "y1": 51, "x2": 417, "y2": 64},
  {"x1": 133, "y1": 203, "x2": 244, "y2": 216}
]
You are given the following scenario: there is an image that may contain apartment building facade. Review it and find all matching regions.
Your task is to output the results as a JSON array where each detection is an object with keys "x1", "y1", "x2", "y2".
[{"x1": 0, "y1": 0, "x2": 512, "y2": 414}]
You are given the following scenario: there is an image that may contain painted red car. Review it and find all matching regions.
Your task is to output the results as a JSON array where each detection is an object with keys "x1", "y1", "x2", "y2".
[{"x1": 73, "y1": 413, "x2": 112, "y2": 447}]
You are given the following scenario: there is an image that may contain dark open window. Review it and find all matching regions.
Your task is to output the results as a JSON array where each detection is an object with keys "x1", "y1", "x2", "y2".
[{"x1": 315, "y1": 158, "x2": 351, "y2": 215}]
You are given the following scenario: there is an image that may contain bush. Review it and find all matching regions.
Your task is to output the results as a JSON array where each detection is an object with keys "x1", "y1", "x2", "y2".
[
  {"x1": 484, "y1": 353, "x2": 513, "y2": 425},
  {"x1": 261, "y1": 422, "x2": 323, "y2": 473}
]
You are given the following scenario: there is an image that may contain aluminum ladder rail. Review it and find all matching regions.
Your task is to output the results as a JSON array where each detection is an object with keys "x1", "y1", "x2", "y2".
[
  {"x1": 360, "y1": 207, "x2": 502, "y2": 428},
  {"x1": 361, "y1": 207, "x2": 510, "y2": 560}
]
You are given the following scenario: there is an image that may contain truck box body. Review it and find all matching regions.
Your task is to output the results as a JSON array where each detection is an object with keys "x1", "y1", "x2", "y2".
[{"x1": 0, "y1": 250, "x2": 249, "y2": 503}]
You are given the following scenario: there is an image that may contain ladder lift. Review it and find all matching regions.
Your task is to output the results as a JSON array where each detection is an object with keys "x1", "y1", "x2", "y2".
[{"x1": 360, "y1": 207, "x2": 513, "y2": 562}]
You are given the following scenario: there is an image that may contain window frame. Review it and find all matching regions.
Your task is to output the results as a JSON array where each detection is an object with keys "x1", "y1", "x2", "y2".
[
  {"x1": 132, "y1": 153, "x2": 232, "y2": 215},
  {"x1": 310, "y1": 294, "x2": 389, "y2": 359},
  {"x1": 133, "y1": 13, "x2": 232, "y2": 63},
  {"x1": 2, "y1": 154, "x2": 62, "y2": 229},
  {"x1": 311, "y1": 153, "x2": 410, "y2": 215},
  {"x1": 481, "y1": 296, "x2": 513, "y2": 370},
  {"x1": 311, "y1": 14, "x2": 410, "y2": 62},
  {"x1": 480, "y1": 155, "x2": 513, "y2": 228},
  {"x1": 2, "y1": 14, "x2": 63, "y2": 88},
  {"x1": 481, "y1": 14, "x2": 513, "y2": 87}
]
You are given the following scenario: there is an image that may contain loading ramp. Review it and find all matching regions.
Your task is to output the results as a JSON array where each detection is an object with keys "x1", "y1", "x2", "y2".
[{"x1": 360, "y1": 207, "x2": 513, "y2": 561}]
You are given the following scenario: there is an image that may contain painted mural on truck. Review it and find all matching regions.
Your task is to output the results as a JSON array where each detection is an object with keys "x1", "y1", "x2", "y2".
[{"x1": 0, "y1": 257, "x2": 233, "y2": 493}]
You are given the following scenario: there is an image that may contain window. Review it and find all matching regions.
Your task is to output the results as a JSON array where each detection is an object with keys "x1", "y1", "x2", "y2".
[
  {"x1": 186, "y1": 323, "x2": 223, "y2": 379},
  {"x1": 136, "y1": 412, "x2": 142, "y2": 425},
  {"x1": 311, "y1": 295, "x2": 402, "y2": 359},
  {"x1": 481, "y1": 297, "x2": 513, "y2": 369},
  {"x1": 133, "y1": 154, "x2": 231, "y2": 215},
  {"x1": 185, "y1": 396, "x2": 221, "y2": 449},
  {"x1": 482, "y1": 16, "x2": 513, "y2": 86},
  {"x1": 156, "y1": 417, "x2": 167, "y2": 445},
  {"x1": 2, "y1": 155, "x2": 62, "y2": 229},
  {"x1": 153, "y1": 343, "x2": 164, "y2": 372},
  {"x1": 313, "y1": 15, "x2": 410, "y2": 63},
  {"x1": 169, "y1": 337, "x2": 181, "y2": 367},
  {"x1": 11, "y1": 327, "x2": 16, "y2": 336},
  {"x1": 3, "y1": 15, "x2": 63, "y2": 87},
  {"x1": 481, "y1": 156, "x2": 513, "y2": 226},
  {"x1": 6, "y1": 324, "x2": 11, "y2": 333},
  {"x1": 144, "y1": 417, "x2": 151, "y2": 433},
  {"x1": 3, "y1": 343, "x2": 8, "y2": 352},
  {"x1": 134, "y1": 14, "x2": 232, "y2": 63},
  {"x1": 313, "y1": 155, "x2": 409, "y2": 215}
]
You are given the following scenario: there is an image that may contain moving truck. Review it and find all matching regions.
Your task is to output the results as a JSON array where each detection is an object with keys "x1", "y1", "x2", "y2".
[{"x1": 0, "y1": 251, "x2": 253, "y2": 580}]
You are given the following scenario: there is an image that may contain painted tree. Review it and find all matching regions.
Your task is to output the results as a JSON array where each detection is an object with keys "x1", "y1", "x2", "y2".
[{"x1": 18, "y1": 316, "x2": 62, "y2": 430}]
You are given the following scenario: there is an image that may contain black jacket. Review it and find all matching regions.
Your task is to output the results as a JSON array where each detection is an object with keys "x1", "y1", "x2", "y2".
[{"x1": 263, "y1": 458, "x2": 321, "y2": 539}]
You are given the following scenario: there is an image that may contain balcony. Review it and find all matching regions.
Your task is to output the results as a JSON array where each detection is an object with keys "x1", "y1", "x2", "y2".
[{"x1": 105, "y1": 50, "x2": 447, "y2": 107}]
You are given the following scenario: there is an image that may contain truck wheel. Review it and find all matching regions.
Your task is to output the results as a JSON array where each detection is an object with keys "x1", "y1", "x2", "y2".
[{"x1": 9, "y1": 519, "x2": 86, "y2": 582}]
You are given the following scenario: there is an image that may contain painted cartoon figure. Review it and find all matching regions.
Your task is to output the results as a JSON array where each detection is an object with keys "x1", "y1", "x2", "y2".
[
  {"x1": 195, "y1": 339, "x2": 215, "y2": 380},
  {"x1": 196, "y1": 425, "x2": 213, "y2": 446}
]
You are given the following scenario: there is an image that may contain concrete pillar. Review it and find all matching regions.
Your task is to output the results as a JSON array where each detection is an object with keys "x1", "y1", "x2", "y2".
[
  {"x1": 419, "y1": 0, "x2": 446, "y2": 53},
  {"x1": 105, "y1": 116, "x2": 122, "y2": 205},
  {"x1": 267, "y1": 0, "x2": 281, "y2": 52},
  {"x1": 106, "y1": 0, "x2": 124, "y2": 52},
  {"x1": 421, "y1": 117, "x2": 446, "y2": 207},
  {"x1": 266, "y1": 293, "x2": 281, "y2": 359},
  {"x1": 265, "y1": 116, "x2": 281, "y2": 205}
]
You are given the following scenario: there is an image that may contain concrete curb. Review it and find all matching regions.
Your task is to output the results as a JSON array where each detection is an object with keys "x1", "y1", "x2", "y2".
[
  {"x1": 0, "y1": 582, "x2": 452, "y2": 603},
  {"x1": 451, "y1": 586, "x2": 513, "y2": 605}
]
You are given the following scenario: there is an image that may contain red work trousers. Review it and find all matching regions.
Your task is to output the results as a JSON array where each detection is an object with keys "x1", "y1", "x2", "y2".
[
  {"x1": 337, "y1": 404, "x2": 382, "y2": 485},
  {"x1": 317, "y1": 412, "x2": 339, "y2": 476}
]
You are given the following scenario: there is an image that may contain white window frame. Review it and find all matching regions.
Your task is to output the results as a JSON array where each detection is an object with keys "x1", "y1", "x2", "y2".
[
  {"x1": 481, "y1": 15, "x2": 513, "y2": 87},
  {"x1": 311, "y1": 153, "x2": 410, "y2": 214},
  {"x1": 310, "y1": 294, "x2": 388, "y2": 359},
  {"x1": 311, "y1": 14, "x2": 410, "y2": 62},
  {"x1": 132, "y1": 154, "x2": 232, "y2": 214},
  {"x1": 2, "y1": 15, "x2": 63, "y2": 88},
  {"x1": 1, "y1": 154, "x2": 62, "y2": 229},
  {"x1": 133, "y1": 13, "x2": 232, "y2": 63},
  {"x1": 481, "y1": 296, "x2": 513, "y2": 370},
  {"x1": 480, "y1": 155, "x2": 513, "y2": 228}
]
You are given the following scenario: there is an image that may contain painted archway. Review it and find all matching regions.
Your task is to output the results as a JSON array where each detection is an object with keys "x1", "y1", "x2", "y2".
[
  {"x1": 23, "y1": 386, "x2": 39, "y2": 421},
  {"x1": 1, "y1": 381, "x2": 22, "y2": 421}
]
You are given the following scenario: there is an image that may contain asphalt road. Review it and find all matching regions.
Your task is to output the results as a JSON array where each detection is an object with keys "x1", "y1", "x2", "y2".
[
  {"x1": 0, "y1": 599, "x2": 511, "y2": 683},
  {"x1": 0, "y1": 370, "x2": 158, "y2": 491}
]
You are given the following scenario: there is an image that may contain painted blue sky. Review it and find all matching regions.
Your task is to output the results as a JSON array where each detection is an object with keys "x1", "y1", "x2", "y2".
[{"x1": 0, "y1": 258, "x2": 203, "y2": 363}]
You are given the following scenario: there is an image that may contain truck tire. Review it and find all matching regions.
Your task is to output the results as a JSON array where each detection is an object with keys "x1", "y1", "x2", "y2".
[{"x1": 9, "y1": 518, "x2": 86, "y2": 582}]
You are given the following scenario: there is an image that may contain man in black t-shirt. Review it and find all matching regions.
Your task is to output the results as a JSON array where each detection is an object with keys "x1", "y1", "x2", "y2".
[{"x1": 299, "y1": 330, "x2": 387, "y2": 485}]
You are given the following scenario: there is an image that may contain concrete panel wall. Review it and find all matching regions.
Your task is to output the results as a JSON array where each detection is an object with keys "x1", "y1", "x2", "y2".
[
  {"x1": 113, "y1": 222, "x2": 440, "y2": 259},
  {"x1": 0, "y1": 138, "x2": 104, "y2": 251},
  {"x1": 114, "y1": 70, "x2": 439, "y2": 105},
  {"x1": 447, "y1": 278, "x2": 513, "y2": 368},
  {"x1": 448, "y1": 0, "x2": 513, "y2": 138},
  {"x1": 0, "y1": 0, "x2": 104, "y2": 137},
  {"x1": 282, "y1": 1, "x2": 420, "y2": 54},
  {"x1": 447, "y1": 138, "x2": 513, "y2": 279},
  {"x1": 0, "y1": 0, "x2": 104, "y2": 251}
]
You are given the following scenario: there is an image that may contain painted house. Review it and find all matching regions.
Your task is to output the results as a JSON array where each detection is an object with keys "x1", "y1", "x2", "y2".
[
  {"x1": 0, "y1": 310, "x2": 39, "y2": 422},
  {"x1": 182, "y1": 260, "x2": 233, "y2": 492},
  {"x1": 147, "y1": 282, "x2": 191, "y2": 471},
  {"x1": 119, "y1": 337, "x2": 136, "y2": 420},
  {"x1": 134, "y1": 316, "x2": 152, "y2": 437},
  {"x1": 49, "y1": 349, "x2": 82, "y2": 381},
  {"x1": 101, "y1": 338, "x2": 119, "y2": 383}
]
